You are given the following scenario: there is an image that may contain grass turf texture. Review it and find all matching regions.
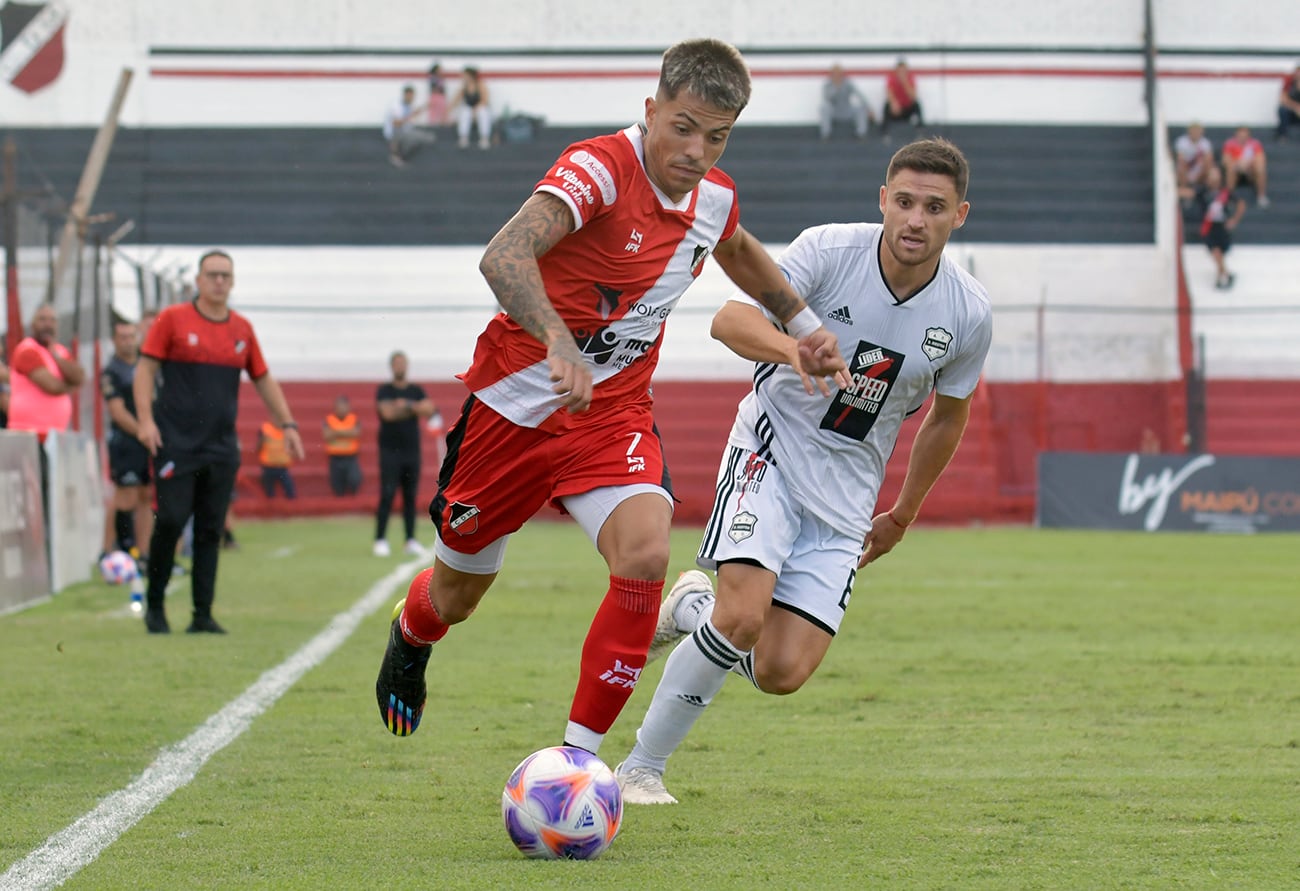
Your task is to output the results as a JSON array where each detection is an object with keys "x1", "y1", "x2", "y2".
[{"x1": 1, "y1": 519, "x2": 1297, "y2": 889}]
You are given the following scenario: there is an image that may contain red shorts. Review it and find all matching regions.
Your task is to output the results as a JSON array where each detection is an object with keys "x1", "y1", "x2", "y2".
[{"x1": 432, "y1": 396, "x2": 672, "y2": 554}]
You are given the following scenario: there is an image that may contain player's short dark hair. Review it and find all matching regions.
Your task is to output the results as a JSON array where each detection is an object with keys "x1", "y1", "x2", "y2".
[
  {"x1": 658, "y1": 38, "x2": 751, "y2": 115},
  {"x1": 198, "y1": 249, "x2": 233, "y2": 272},
  {"x1": 886, "y1": 138, "x2": 971, "y2": 202}
]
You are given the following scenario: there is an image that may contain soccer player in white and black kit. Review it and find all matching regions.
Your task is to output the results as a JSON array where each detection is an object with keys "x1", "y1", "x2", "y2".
[{"x1": 616, "y1": 138, "x2": 993, "y2": 803}]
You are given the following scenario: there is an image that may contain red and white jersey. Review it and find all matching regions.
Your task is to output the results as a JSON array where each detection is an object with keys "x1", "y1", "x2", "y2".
[{"x1": 461, "y1": 124, "x2": 740, "y2": 431}]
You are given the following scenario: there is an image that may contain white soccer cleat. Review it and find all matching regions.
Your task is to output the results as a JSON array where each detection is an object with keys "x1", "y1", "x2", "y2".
[
  {"x1": 372, "y1": 540, "x2": 391, "y2": 557},
  {"x1": 615, "y1": 762, "x2": 678, "y2": 805},
  {"x1": 403, "y1": 539, "x2": 424, "y2": 556},
  {"x1": 647, "y1": 570, "x2": 715, "y2": 662}
]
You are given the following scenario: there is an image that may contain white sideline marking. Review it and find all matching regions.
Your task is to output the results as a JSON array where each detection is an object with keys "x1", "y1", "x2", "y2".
[
  {"x1": 2, "y1": 557, "x2": 425, "y2": 891},
  {"x1": 269, "y1": 546, "x2": 299, "y2": 559}
]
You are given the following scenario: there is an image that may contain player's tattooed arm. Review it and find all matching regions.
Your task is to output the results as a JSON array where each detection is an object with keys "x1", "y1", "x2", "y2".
[
  {"x1": 713, "y1": 224, "x2": 804, "y2": 321},
  {"x1": 480, "y1": 192, "x2": 593, "y2": 411},
  {"x1": 480, "y1": 192, "x2": 575, "y2": 346}
]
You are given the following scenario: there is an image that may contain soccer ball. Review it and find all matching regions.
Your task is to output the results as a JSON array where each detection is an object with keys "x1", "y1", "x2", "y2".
[
  {"x1": 98, "y1": 550, "x2": 139, "y2": 585},
  {"x1": 501, "y1": 745, "x2": 623, "y2": 860}
]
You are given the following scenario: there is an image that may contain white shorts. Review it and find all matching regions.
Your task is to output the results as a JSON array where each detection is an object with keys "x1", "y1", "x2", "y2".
[{"x1": 697, "y1": 445, "x2": 861, "y2": 634}]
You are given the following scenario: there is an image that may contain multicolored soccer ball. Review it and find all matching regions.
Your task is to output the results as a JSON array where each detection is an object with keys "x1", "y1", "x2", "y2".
[
  {"x1": 98, "y1": 550, "x2": 139, "y2": 585},
  {"x1": 501, "y1": 745, "x2": 623, "y2": 860}
]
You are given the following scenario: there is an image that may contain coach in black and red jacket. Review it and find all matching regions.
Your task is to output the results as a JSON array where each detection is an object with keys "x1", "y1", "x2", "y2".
[{"x1": 134, "y1": 250, "x2": 304, "y2": 634}]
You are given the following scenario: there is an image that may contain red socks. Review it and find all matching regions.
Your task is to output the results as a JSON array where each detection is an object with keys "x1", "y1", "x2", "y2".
[
  {"x1": 568, "y1": 575, "x2": 663, "y2": 734},
  {"x1": 399, "y1": 567, "x2": 450, "y2": 646}
]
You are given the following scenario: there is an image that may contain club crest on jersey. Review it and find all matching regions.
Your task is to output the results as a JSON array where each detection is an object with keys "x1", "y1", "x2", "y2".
[
  {"x1": 235, "y1": 340, "x2": 246, "y2": 353},
  {"x1": 448, "y1": 502, "x2": 480, "y2": 536},
  {"x1": 922, "y1": 327, "x2": 953, "y2": 361},
  {"x1": 690, "y1": 244, "x2": 710, "y2": 275},
  {"x1": 594, "y1": 283, "x2": 622, "y2": 320},
  {"x1": 728, "y1": 510, "x2": 757, "y2": 543}
]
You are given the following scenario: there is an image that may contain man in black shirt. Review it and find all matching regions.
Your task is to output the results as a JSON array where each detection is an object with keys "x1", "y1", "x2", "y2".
[
  {"x1": 101, "y1": 320, "x2": 153, "y2": 557},
  {"x1": 373, "y1": 351, "x2": 435, "y2": 556},
  {"x1": 135, "y1": 250, "x2": 303, "y2": 634}
]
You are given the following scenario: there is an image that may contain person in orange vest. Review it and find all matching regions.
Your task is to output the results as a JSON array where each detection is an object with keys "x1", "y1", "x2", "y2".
[
  {"x1": 323, "y1": 394, "x2": 362, "y2": 496},
  {"x1": 257, "y1": 419, "x2": 298, "y2": 499}
]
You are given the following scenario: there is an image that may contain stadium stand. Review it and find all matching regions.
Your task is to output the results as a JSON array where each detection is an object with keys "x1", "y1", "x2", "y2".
[
  {"x1": 8, "y1": 123, "x2": 1161, "y2": 246},
  {"x1": 1174, "y1": 126, "x2": 1300, "y2": 246},
  {"x1": 7, "y1": 121, "x2": 1297, "y2": 524}
]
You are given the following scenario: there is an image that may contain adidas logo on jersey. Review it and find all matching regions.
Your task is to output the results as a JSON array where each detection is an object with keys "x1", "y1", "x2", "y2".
[{"x1": 827, "y1": 306, "x2": 854, "y2": 325}]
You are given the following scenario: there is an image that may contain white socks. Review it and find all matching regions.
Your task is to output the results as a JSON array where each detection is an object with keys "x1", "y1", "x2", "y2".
[{"x1": 623, "y1": 619, "x2": 745, "y2": 774}]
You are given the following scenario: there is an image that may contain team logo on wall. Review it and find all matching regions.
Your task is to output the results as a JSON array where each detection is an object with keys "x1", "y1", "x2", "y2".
[{"x1": 0, "y1": 1, "x2": 69, "y2": 95}]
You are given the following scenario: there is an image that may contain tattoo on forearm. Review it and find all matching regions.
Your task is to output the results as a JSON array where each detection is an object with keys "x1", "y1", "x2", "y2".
[
  {"x1": 756, "y1": 289, "x2": 802, "y2": 324},
  {"x1": 482, "y1": 196, "x2": 574, "y2": 345}
]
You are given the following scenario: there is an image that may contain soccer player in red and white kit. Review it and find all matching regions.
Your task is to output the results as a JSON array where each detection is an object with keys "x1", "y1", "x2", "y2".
[{"x1": 375, "y1": 38, "x2": 850, "y2": 753}]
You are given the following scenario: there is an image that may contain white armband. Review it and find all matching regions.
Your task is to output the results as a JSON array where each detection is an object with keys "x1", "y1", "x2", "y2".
[{"x1": 785, "y1": 307, "x2": 821, "y2": 340}]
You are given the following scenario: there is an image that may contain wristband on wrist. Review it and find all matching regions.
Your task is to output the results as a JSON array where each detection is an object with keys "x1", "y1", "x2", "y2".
[
  {"x1": 281, "y1": 421, "x2": 298, "y2": 430},
  {"x1": 785, "y1": 307, "x2": 821, "y2": 340},
  {"x1": 886, "y1": 509, "x2": 912, "y2": 529}
]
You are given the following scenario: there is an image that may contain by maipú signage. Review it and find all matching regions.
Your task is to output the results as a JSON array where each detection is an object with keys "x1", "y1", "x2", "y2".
[{"x1": 1038, "y1": 452, "x2": 1300, "y2": 533}]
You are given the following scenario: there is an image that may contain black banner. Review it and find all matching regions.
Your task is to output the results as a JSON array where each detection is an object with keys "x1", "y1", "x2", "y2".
[{"x1": 1039, "y1": 452, "x2": 1300, "y2": 533}]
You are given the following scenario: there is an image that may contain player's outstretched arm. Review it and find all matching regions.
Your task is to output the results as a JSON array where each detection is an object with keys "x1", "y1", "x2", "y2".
[
  {"x1": 479, "y1": 192, "x2": 591, "y2": 412},
  {"x1": 860, "y1": 392, "x2": 972, "y2": 566},
  {"x1": 712, "y1": 225, "x2": 804, "y2": 322}
]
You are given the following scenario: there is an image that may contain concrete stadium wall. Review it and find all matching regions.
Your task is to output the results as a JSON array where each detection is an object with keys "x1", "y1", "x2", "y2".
[{"x1": 3, "y1": 1, "x2": 1298, "y2": 128}]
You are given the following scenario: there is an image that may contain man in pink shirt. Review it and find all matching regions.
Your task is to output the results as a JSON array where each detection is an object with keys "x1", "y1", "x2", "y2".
[
  {"x1": 1222, "y1": 126, "x2": 1269, "y2": 207},
  {"x1": 7, "y1": 303, "x2": 84, "y2": 440}
]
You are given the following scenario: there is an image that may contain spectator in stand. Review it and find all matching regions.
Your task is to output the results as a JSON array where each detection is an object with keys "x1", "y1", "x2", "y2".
[
  {"x1": 383, "y1": 84, "x2": 433, "y2": 168},
  {"x1": 1277, "y1": 64, "x2": 1300, "y2": 141},
  {"x1": 427, "y1": 62, "x2": 449, "y2": 127},
  {"x1": 323, "y1": 394, "x2": 363, "y2": 496},
  {"x1": 1174, "y1": 122, "x2": 1215, "y2": 198},
  {"x1": 257, "y1": 419, "x2": 298, "y2": 499},
  {"x1": 880, "y1": 58, "x2": 924, "y2": 142},
  {"x1": 373, "y1": 351, "x2": 436, "y2": 557},
  {"x1": 7, "y1": 304, "x2": 83, "y2": 441},
  {"x1": 1222, "y1": 126, "x2": 1269, "y2": 207},
  {"x1": 451, "y1": 66, "x2": 493, "y2": 150},
  {"x1": 1199, "y1": 165, "x2": 1246, "y2": 291},
  {"x1": 101, "y1": 320, "x2": 154, "y2": 558},
  {"x1": 818, "y1": 63, "x2": 874, "y2": 141}
]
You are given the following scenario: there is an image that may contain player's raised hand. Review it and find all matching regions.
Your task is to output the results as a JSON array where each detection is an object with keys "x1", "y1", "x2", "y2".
[
  {"x1": 548, "y1": 338, "x2": 593, "y2": 412},
  {"x1": 794, "y1": 329, "x2": 851, "y2": 396}
]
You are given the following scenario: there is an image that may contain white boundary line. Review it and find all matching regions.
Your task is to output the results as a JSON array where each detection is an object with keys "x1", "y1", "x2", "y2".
[{"x1": 2, "y1": 555, "x2": 425, "y2": 891}]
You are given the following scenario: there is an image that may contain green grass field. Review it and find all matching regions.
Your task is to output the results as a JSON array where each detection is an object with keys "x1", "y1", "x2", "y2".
[{"x1": 2, "y1": 519, "x2": 1297, "y2": 889}]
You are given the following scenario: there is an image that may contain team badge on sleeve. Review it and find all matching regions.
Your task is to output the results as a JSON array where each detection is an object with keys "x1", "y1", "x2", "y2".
[{"x1": 921, "y1": 327, "x2": 953, "y2": 361}]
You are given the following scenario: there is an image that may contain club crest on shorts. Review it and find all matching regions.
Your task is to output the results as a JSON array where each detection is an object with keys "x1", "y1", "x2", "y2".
[
  {"x1": 448, "y1": 501, "x2": 480, "y2": 536},
  {"x1": 922, "y1": 327, "x2": 953, "y2": 361},
  {"x1": 728, "y1": 510, "x2": 757, "y2": 543}
]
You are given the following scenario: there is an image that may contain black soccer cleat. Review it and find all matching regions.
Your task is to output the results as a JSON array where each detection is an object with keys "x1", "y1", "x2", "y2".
[
  {"x1": 186, "y1": 615, "x2": 228, "y2": 634},
  {"x1": 144, "y1": 607, "x2": 170, "y2": 634},
  {"x1": 376, "y1": 604, "x2": 431, "y2": 737}
]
